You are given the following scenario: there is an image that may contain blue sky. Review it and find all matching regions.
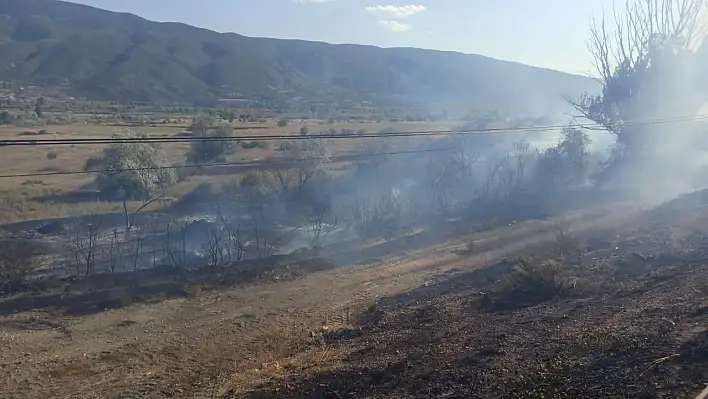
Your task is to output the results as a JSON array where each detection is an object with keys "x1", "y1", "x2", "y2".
[{"x1": 69, "y1": 0, "x2": 617, "y2": 75}]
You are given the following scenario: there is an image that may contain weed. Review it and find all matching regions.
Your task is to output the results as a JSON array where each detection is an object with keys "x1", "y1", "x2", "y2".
[
  {"x1": 240, "y1": 141, "x2": 268, "y2": 149},
  {"x1": 0, "y1": 238, "x2": 39, "y2": 295},
  {"x1": 553, "y1": 221, "x2": 583, "y2": 266},
  {"x1": 489, "y1": 258, "x2": 573, "y2": 310},
  {"x1": 510, "y1": 258, "x2": 569, "y2": 297},
  {"x1": 184, "y1": 284, "x2": 203, "y2": 298}
]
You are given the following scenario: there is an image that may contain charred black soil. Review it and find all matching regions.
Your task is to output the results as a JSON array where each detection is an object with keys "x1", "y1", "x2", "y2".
[{"x1": 245, "y1": 194, "x2": 708, "y2": 399}]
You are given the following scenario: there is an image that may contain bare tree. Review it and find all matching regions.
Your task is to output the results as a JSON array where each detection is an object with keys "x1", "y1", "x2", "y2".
[
  {"x1": 305, "y1": 202, "x2": 338, "y2": 252},
  {"x1": 68, "y1": 215, "x2": 103, "y2": 276},
  {"x1": 129, "y1": 229, "x2": 144, "y2": 273},
  {"x1": 121, "y1": 189, "x2": 165, "y2": 232},
  {"x1": 268, "y1": 138, "x2": 330, "y2": 195},
  {"x1": 103, "y1": 228, "x2": 121, "y2": 274},
  {"x1": 0, "y1": 238, "x2": 37, "y2": 295},
  {"x1": 215, "y1": 206, "x2": 244, "y2": 264},
  {"x1": 202, "y1": 223, "x2": 225, "y2": 268},
  {"x1": 350, "y1": 192, "x2": 402, "y2": 240},
  {"x1": 569, "y1": 0, "x2": 708, "y2": 169},
  {"x1": 165, "y1": 221, "x2": 189, "y2": 269},
  {"x1": 199, "y1": 204, "x2": 245, "y2": 268},
  {"x1": 450, "y1": 136, "x2": 484, "y2": 184},
  {"x1": 426, "y1": 157, "x2": 458, "y2": 214}
]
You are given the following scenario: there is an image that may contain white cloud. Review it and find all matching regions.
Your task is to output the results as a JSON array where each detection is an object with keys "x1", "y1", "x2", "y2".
[
  {"x1": 365, "y1": 5, "x2": 426, "y2": 19},
  {"x1": 377, "y1": 20, "x2": 412, "y2": 32}
]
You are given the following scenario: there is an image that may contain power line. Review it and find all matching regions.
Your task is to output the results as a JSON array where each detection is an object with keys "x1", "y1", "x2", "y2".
[
  {"x1": 0, "y1": 134, "x2": 571, "y2": 180},
  {"x1": 0, "y1": 147, "x2": 457, "y2": 179},
  {"x1": 1, "y1": 114, "x2": 707, "y2": 147},
  {"x1": 1, "y1": 113, "x2": 705, "y2": 179}
]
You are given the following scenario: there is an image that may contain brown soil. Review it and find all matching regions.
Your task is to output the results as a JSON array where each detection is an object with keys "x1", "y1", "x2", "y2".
[{"x1": 3, "y1": 197, "x2": 708, "y2": 398}]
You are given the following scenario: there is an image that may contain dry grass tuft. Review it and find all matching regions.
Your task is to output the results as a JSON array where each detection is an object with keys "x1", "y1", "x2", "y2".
[
  {"x1": 184, "y1": 284, "x2": 203, "y2": 298},
  {"x1": 510, "y1": 258, "x2": 570, "y2": 298}
]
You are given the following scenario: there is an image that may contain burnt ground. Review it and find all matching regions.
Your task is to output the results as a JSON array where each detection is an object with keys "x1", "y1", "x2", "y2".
[
  {"x1": 244, "y1": 194, "x2": 708, "y2": 399},
  {"x1": 3, "y1": 196, "x2": 708, "y2": 399}
]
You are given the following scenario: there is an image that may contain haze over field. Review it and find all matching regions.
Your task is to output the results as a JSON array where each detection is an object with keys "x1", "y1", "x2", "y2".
[{"x1": 3, "y1": 1, "x2": 708, "y2": 398}]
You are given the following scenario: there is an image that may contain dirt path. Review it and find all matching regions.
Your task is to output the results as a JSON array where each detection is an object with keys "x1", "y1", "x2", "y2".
[{"x1": 0, "y1": 204, "x2": 638, "y2": 398}]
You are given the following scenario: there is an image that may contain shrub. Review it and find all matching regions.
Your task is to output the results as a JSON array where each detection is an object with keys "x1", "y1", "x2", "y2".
[
  {"x1": 187, "y1": 122, "x2": 236, "y2": 164},
  {"x1": 0, "y1": 238, "x2": 38, "y2": 295},
  {"x1": 46, "y1": 151, "x2": 58, "y2": 160},
  {"x1": 86, "y1": 129, "x2": 177, "y2": 200},
  {"x1": 506, "y1": 258, "x2": 570, "y2": 302},
  {"x1": 240, "y1": 141, "x2": 267, "y2": 149},
  {"x1": 553, "y1": 224, "x2": 583, "y2": 265},
  {"x1": 277, "y1": 118, "x2": 288, "y2": 127}
]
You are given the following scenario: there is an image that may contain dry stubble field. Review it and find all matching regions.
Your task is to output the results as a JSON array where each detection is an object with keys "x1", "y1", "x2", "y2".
[{"x1": 0, "y1": 118, "x2": 456, "y2": 223}]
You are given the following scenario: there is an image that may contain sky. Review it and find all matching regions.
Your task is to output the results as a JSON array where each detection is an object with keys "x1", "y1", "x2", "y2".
[{"x1": 68, "y1": 0, "x2": 618, "y2": 75}]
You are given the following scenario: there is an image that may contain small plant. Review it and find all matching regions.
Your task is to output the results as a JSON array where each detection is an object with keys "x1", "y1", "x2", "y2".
[
  {"x1": 488, "y1": 257, "x2": 573, "y2": 310},
  {"x1": 240, "y1": 141, "x2": 267, "y2": 149},
  {"x1": 187, "y1": 122, "x2": 237, "y2": 164},
  {"x1": 277, "y1": 118, "x2": 288, "y2": 127},
  {"x1": 184, "y1": 284, "x2": 203, "y2": 298},
  {"x1": 46, "y1": 151, "x2": 58, "y2": 160},
  {"x1": 0, "y1": 238, "x2": 37, "y2": 295},
  {"x1": 509, "y1": 258, "x2": 569, "y2": 299},
  {"x1": 553, "y1": 221, "x2": 583, "y2": 266}
]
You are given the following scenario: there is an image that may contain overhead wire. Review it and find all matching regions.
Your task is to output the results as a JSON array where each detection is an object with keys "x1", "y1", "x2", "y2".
[
  {"x1": 0, "y1": 135, "x2": 570, "y2": 179},
  {"x1": 0, "y1": 113, "x2": 706, "y2": 179},
  {"x1": 0, "y1": 113, "x2": 707, "y2": 147},
  {"x1": 0, "y1": 147, "x2": 457, "y2": 179}
]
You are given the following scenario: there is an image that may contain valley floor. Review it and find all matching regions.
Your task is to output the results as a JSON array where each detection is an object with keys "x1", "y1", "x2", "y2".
[{"x1": 2, "y1": 196, "x2": 708, "y2": 398}]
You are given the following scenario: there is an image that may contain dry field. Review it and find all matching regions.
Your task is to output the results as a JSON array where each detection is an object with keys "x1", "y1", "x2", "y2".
[
  {"x1": 0, "y1": 119, "x2": 457, "y2": 223},
  {"x1": 4, "y1": 192, "x2": 708, "y2": 398}
]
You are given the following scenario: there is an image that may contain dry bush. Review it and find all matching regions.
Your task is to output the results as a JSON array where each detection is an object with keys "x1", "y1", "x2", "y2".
[
  {"x1": 553, "y1": 222, "x2": 583, "y2": 266},
  {"x1": 184, "y1": 284, "x2": 203, "y2": 298},
  {"x1": 0, "y1": 238, "x2": 38, "y2": 295},
  {"x1": 497, "y1": 258, "x2": 572, "y2": 307},
  {"x1": 241, "y1": 141, "x2": 267, "y2": 149}
]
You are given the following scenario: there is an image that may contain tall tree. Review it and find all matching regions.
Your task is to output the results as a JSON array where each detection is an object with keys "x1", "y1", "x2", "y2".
[{"x1": 569, "y1": 0, "x2": 708, "y2": 188}]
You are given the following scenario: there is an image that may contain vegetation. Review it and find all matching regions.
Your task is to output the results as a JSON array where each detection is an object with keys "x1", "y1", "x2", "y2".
[
  {"x1": 5, "y1": 2, "x2": 708, "y2": 398},
  {"x1": 186, "y1": 120, "x2": 237, "y2": 164},
  {"x1": 84, "y1": 130, "x2": 177, "y2": 200},
  {"x1": 568, "y1": 0, "x2": 708, "y2": 189},
  {"x1": 0, "y1": 237, "x2": 37, "y2": 295}
]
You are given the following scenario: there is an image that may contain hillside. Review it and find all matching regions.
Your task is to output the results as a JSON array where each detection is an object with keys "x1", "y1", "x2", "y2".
[{"x1": 0, "y1": 0, "x2": 597, "y2": 112}]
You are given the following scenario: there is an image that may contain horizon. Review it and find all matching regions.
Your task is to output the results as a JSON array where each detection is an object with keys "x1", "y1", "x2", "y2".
[{"x1": 65, "y1": 0, "x2": 619, "y2": 76}]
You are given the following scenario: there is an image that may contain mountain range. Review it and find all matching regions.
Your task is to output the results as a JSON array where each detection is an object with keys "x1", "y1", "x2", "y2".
[{"x1": 0, "y1": 0, "x2": 597, "y2": 113}]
